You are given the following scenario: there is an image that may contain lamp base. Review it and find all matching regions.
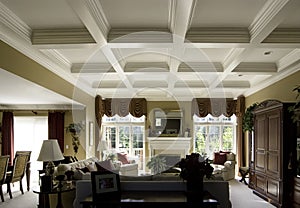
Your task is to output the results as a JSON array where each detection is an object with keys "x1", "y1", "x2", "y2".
[
  {"x1": 46, "y1": 161, "x2": 55, "y2": 176},
  {"x1": 41, "y1": 175, "x2": 52, "y2": 192}
]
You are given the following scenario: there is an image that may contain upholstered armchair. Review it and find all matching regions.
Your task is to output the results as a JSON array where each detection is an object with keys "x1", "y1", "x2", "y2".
[
  {"x1": 5, "y1": 153, "x2": 29, "y2": 198},
  {"x1": 211, "y1": 151, "x2": 236, "y2": 181},
  {"x1": 0, "y1": 155, "x2": 10, "y2": 202}
]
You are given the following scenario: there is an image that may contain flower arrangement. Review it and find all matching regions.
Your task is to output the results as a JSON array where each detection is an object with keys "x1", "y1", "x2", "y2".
[
  {"x1": 179, "y1": 153, "x2": 213, "y2": 182},
  {"x1": 178, "y1": 153, "x2": 213, "y2": 202}
]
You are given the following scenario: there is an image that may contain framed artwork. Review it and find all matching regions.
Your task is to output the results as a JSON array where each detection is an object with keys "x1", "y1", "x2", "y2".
[
  {"x1": 91, "y1": 171, "x2": 121, "y2": 202},
  {"x1": 89, "y1": 121, "x2": 94, "y2": 146}
]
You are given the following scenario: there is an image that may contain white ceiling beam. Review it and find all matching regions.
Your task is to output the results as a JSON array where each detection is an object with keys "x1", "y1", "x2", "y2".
[
  {"x1": 66, "y1": 0, "x2": 108, "y2": 46},
  {"x1": 249, "y1": 0, "x2": 299, "y2": 44}
]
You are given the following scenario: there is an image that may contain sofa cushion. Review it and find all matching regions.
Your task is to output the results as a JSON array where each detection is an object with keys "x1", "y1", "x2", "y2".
[
  {"x1": 213, "y1": 152, "x2": 227, "y2": 165},
  {"x1": 76, "y1": 166, "x2": 90, "y2": 173}
]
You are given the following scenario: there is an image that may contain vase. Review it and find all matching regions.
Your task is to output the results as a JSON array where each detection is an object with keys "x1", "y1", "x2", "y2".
[{"x1": 186, "y1": 178, "x2": 203, "y2": 203}]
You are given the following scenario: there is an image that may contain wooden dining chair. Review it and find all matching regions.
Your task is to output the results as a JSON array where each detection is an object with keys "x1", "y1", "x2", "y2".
[
  {"x1": 5, "y1": 153, "x2": 29, "y2": 198},
  {"x1": 15, "y1": 151, "x2": 31, "y2": 191},
  {"x1": 0, "y1": 155, "x2": 10, "y2": 202}
]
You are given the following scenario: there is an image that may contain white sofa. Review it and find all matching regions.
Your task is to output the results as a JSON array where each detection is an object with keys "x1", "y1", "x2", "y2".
[
  {"x1": 55, "y1": 157, "x2": 138, "y2": 179},
  {"x1": 73, "y1": 180, "x2": 231, "y2": 208}
]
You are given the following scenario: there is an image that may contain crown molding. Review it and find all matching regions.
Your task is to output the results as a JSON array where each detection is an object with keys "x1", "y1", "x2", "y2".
[
  {"x1": 31, "y1": 28, "x2": 95, "y2": 45},
  {"x1": 233, "y1": 62, "x2": 277, "y2": 74},
  {"x1": 249, "y1": 0, "x2": 291, "y2": 43},
  {"x1": 263, "y1": 28, "x2": 300, "y2": 43},
  {"x1": 108, "y1": 28, "x2": 172, "y2": 43},
  {"x1": 217, "y1": 81, "x2": 250, "y2": 89},
  {"x1": 41, "y1": 49, "x2": 71, "y2": 69},
  {"x1": 178, "y1": 62, "x2": 223, "y2": 72},
  {"x1": 124, "y1": 62, "x2": 169, "y2": 72},
  {"x1": 277, "y1": 49, "x2": 300, "y2": 71},
  {"x1": 85, "y1": 0, "x2": 110, "y2": 38},
  {"x1": 0, "y1": 2, "x2": 31, "y2": 42},
  {"x1": 71, "y1": 63, "x2": 114, "y2": 73},
  {"x1": 0, "y1": 104, "x2": 84, "y2": 110},
  {"x1": 186, "y1": 27, "x2": 249, "y2": 43}
]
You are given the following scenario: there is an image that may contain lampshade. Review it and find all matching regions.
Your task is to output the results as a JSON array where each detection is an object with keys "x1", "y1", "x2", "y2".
[
  {"x1": 37, "y1": 139, "x2": 64, "y2": 162},
  {"x1": 97, "y1": 140, "x2": 108, "y2": 151}
]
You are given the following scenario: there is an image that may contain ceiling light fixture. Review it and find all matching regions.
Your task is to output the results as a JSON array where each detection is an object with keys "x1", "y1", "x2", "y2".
[{"x1": 264, "y1": 51, "x2": 273, "y2": 56}]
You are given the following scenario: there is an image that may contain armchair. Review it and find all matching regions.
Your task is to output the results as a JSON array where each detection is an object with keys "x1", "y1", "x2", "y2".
[
  {"x1": 0, "y1": 155, "x2": 10, "y2": 202},
  {"x1": 211, "y1": 151, "x2": 236, "y2": 181},
  {"x1": 5, "y1": 153, "x2": 29, "y2": 198}
]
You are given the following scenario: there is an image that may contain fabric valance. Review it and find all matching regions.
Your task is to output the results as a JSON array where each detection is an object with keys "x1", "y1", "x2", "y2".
[
  {"x1": 191, "y1": 98, "x2": 238, "y2": 117},
  {"x1": 95, "y1": 95, "x2": 147, "y2": 127}
]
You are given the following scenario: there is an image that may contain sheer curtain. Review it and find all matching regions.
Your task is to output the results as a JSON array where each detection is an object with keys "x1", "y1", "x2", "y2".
[{"x1": 14, "y1": 116, "x2": 48, "y2": 184}]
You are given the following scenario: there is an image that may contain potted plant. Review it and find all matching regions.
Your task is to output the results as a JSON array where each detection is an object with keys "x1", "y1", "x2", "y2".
[
  {"x1": 288, "y1": 85, "x2": 300, "y2": 123},
  {"x1": 65, "y1": 123, "x2": 83, "y2": 158},
  {"x1": 242, "y1": 103, "x2": 259, "y2": 132},
  {"x1": 146, "y1": 155, "x2": 167, "y2": 175}
]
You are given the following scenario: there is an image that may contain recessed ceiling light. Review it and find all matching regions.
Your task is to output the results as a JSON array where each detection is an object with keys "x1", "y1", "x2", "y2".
[{"x1": 264, "y1": 51, "x2": 273, "y2": 56}]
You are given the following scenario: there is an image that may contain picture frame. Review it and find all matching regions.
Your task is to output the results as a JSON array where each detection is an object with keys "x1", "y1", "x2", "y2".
[
  {"x1": 91, "y1": 171, "x2": 121, "y2": 202},
  {"x1": 89, "y1": 121, "x2": 94, "y2": 146}
]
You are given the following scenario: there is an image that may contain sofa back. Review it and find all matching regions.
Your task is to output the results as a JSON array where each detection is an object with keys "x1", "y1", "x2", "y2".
[{"x1": 73, "y1": 180, "x2": 231, "y2": 208}]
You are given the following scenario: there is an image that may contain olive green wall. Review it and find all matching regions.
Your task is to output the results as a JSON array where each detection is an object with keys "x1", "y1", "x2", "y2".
[
  {"x1": 245, "y1": 70, "x2": 300, "y2": 107},
  {"x1": 244, "y1": 70, "x2": 300, "y2": 166},
  {"x1": 0, "y1": 40, "x2": 97, "y2": 159}
]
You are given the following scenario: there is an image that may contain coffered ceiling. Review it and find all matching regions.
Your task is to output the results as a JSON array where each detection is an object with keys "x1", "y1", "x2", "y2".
[{"x1": 1, "y1": 0, "x2": 300, "y2": 104}]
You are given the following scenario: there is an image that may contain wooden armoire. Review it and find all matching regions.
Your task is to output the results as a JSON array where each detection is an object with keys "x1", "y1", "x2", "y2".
[{"x1": 252, "y1": 100, "x2": 297, "y2": 208}]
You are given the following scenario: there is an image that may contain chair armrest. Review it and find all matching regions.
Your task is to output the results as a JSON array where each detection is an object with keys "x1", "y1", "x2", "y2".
[{"x1": 223, "y1": 161, "x2": 236, "y2": 169}]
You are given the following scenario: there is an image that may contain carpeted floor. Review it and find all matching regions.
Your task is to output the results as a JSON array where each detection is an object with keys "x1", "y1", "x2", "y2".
[
  {"x1": 229, "y1": 178, "x2": 275, "y2": 208},
  {"x1": 0, "y1": 178, "x2": 276, "y2": 208}
]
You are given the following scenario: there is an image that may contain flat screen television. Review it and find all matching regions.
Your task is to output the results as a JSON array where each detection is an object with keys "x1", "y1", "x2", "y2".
[{"x1": 154, "y1": 109, "x2": 182, "y2": 136}]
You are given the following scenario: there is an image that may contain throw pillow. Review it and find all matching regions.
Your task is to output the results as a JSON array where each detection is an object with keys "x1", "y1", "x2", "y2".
[
  {"x1": 226, "y1": 153, "x2": 235, "y2": 161},
  {"x1": 95, "y1": 160, "x2": 115, "y2": 172},
  {"x1": 87, "y1": 162, "x2": 97, "y2": 172},
  {"x1": 117, "y1": 152, "x2": 130, "y2": 164},
  {"x1": 213, "y1": 152, "x2": 227, "y2": 165}
]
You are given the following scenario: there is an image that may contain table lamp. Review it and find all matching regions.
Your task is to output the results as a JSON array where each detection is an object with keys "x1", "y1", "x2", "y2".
[
  {"x1": 37, "y1": 139, "x2": 64, "y2": 191},
  {"x1": 97, "y1": 140, "x2": 108, "y2": 160}
]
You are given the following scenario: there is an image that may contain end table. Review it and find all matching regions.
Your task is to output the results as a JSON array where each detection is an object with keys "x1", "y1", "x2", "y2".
[{"x1": 33, "y1": 181, "x2": 75, "y2": 208}]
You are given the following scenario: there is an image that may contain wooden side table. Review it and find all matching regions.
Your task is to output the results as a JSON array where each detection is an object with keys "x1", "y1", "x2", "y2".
[
  {"x1": 33, "y1": 182, "x2": 75, "y2": 208},
  {"x1": 239, "y1": 167, "x2": 249, "y2": 185}
]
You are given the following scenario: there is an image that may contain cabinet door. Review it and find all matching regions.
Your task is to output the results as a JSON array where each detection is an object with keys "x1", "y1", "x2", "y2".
[
  {"x1": 266, "y1": 177, "x2": 280, "y2": 202},
  {"x1": 266, "y1": 109, "x2": 281, "y2": 177},
  {"x1": 255, "y1": 113, "x2": 267, "y2": 173}
]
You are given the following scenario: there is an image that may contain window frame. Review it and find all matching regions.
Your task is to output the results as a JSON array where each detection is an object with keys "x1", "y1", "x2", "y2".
[
  {"x1": 193, "y1": 114, "x2": 237, "y2": 159},
  {"x1": 101, "y1": 115, "x2": 146, "y2": 171}
]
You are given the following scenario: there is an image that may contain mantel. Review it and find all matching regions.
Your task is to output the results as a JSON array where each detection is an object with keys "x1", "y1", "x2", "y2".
[{"x1": 147, "y1": 137, "x2": 191, "y2": 158}]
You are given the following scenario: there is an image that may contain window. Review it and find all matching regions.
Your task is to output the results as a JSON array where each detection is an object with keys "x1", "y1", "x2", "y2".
[
  {"x1": 193, "y1": 114, "x2": 236, "y2": 159},
  {"x1": 102, "y1": 114, "x2": 145, "y2": 171},
  {"x1": 14, "y1": 116, "x2": 48, "y2": 185}
]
